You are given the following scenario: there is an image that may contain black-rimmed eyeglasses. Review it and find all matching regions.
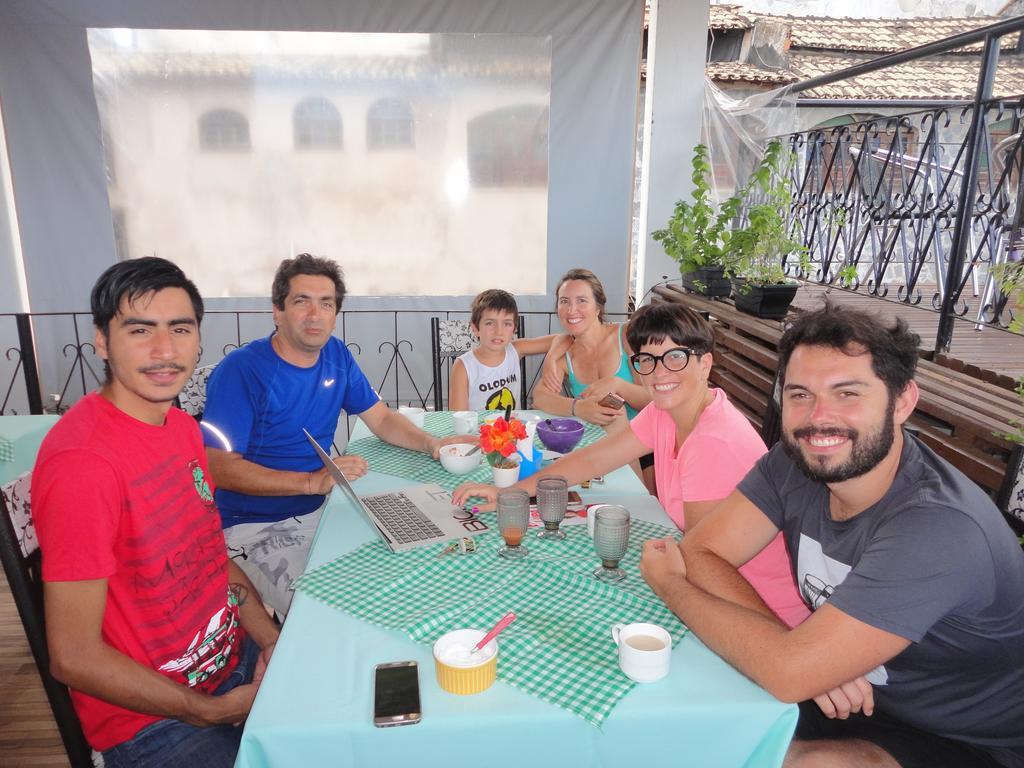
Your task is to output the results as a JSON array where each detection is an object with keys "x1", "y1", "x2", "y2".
[{"x1": 630, "y1": 347, "x2": 703, "y2": 375}]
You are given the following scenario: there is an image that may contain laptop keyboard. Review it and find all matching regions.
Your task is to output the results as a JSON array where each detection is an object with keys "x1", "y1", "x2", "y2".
[{"x1": 363, "y1": 493, "x2": 446, "y2": 544}]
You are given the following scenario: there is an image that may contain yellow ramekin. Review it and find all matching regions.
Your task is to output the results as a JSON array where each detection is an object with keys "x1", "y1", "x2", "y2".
[{"x1": 433, "y1": 629, "x2": 498, "y2": 695}]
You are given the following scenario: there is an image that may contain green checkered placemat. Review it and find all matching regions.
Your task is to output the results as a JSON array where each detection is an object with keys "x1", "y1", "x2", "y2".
[
  {"x1": 293, "y1": 517, "x2": 686, "y2": 727},
  {"x1": 344, "y1": 411, "x2": 607, "y2": 492},
  {"x1": 0, "y1": 435, "x2": 12, "y2": 463}
]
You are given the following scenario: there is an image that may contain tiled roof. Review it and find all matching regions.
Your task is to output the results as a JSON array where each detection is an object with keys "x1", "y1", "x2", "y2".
[
  {"x1": 89, "y1": 50, "x2": 550, "y2": 81},
  {"x1": 700, "y1": 4, "x2": 1024, "y2": 99},
  {"x1": 705, "y1": 60, "x2": 798, "y2": 85},
  {"x1": 709, "y1": 4, "x2": 754, "y2": 31},
  {"x1": 751, "y1": 13, "x2": 1012, "y2": 55},
  {"x1": 789, "y1": 51, "x2": 1024, "y2": 100}
]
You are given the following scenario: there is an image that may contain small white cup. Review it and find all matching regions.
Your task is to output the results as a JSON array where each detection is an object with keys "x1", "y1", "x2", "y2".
[
  {"x1": 586, "y1": 504, "x2": 613, "y2": 538},
  {"x1": 452, "y1": 410, "x2": 478, "y2": 435},
  {"x1": 611, "y1": 622, "x2": 671, "y2": 683},
  {"x1": 398, "y1": 406, "x2": 425, "y2": 428}
]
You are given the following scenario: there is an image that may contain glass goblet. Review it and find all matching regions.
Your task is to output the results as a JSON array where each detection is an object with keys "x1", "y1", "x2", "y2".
[
  {"x1": 535, "y1": 476, "x2": 568, "y2": 540},
  {"x1": 496, "y1": 488, "x2": 530, "y2": 560},
  {"x1": 592, "y1": 505, "x2": 630, "y2": 582}
]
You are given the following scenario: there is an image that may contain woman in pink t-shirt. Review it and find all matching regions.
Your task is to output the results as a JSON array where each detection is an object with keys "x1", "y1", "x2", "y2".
[{"x1": 454, "y1": 302, "x2": 808, "y2": 628}]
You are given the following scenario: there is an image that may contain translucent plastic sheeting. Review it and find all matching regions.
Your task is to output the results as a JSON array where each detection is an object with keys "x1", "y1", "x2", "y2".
[
  {"x1": 88, "y1": 29, "x2": 551, "y2": 298},
  {"x1": 702, "y1": 79, "x2": 799, "y2": 202}
]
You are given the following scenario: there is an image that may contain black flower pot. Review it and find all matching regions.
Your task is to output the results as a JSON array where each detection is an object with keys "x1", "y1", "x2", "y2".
[
  {"x1": 682, "y1": 266, "x2": 732, "y2": 297},
  {"x1": 731, "y1": 279, "x2": 799, "y2": 319}
]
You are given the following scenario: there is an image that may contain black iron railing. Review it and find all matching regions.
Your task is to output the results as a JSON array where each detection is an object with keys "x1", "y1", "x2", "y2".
[
  {"x1": 770, "y1": 14, "x2": 1024, "y2": 351},
  {"x1": 0, "y1": 309, "x2": 627, "y2": 416}
]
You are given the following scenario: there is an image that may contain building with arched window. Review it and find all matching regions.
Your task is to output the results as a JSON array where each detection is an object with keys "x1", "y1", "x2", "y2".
[
  {"x1": 294, "y1": 97, "x2": 342, "y2": 149},
  {"x1": 367, "y1": 97, "x2": 414, "y2": 149},
  {"x1": 89, "y1": 33, "x2": 551, "y2": 298},
  {"x1": 199, "y1": 108, "x2": 250, "y2": 150},
  {"x1": 467, "y1": 105, "x2": 548, "y2": 186}
]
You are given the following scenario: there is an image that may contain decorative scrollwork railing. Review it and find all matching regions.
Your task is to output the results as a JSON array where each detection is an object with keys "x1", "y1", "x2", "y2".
[
  {"x1": 1, "y1": 308, "x2": 629, "y2": 416},
  {"x1": 761, "y1": 13, "x2": 1024, "y2": 352}
]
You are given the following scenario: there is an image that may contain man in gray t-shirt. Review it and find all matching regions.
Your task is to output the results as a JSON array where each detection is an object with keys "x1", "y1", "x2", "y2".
[{"x1": 640, "y1": 303, "x2": 1024, "y2": 768}]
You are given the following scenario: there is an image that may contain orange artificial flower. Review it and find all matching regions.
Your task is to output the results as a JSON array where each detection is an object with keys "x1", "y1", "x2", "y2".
[{"x1": 480, "y1": 416, "x2": 528, "y2": 466}]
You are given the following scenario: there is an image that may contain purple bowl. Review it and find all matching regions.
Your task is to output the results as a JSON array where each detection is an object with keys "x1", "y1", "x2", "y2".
[{"x1": 536, "y1": 418, "x2": 585, "y2": 453}]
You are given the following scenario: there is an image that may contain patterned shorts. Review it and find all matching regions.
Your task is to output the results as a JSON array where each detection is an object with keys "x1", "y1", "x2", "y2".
[{"x1": 223, "y1": 500, "x2": 326, "y2": 619}]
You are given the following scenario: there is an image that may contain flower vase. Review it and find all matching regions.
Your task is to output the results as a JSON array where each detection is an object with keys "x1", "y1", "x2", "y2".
[{"x1": 491, "y1": 461, "x2": 521, "y2": 488}]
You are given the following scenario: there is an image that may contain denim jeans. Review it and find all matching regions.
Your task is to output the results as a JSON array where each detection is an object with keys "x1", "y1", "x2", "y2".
[{"x1": 101, "y1": 635, "x2": 261, "y2": 768}]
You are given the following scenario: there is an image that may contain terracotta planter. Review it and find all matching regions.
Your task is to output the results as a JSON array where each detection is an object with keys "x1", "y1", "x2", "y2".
[
  {"x1": 682, "y1": 266, "x2": 732, "y2": 297},
  {"x1": 731, "y1": 279, "x2": 799, "y2": 320}
]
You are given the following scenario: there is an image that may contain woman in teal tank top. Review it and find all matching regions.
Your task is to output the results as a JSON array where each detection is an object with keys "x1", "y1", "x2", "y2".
[
  {"x1": 564, "y1": 324, "x2": 639, "y2": 419},
  {"x1": 532, "y1": 268, "x2": 651, "y2": 427}
]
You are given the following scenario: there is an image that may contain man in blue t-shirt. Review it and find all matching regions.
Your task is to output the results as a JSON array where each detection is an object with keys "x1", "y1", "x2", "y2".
[
  {"x1": 639, "y1": 302, "x2": 1024, "y2": 768},
  {"x1": 202, "y1": 254, "x2": 460, "y2": 617}
]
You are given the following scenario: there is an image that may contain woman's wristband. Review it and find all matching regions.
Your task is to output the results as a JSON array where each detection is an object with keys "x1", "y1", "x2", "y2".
[{"x1": 570, "y1": 398, "x2": 577, "y2": 416}]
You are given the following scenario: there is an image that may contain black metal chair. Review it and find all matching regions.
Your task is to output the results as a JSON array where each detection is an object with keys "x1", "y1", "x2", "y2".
[
  {"x1": 996, "y1": 443, "x2": 1024, "y2": 539},
  {"x1": 177, "y1": 363, "x2": 218, "y2": 421},
  {"x1": 0, "y1": 472, "x2": 94, "y2": 768},
  {"x1": 430, "y1": 316, "x2": 527, "y2": 412}
]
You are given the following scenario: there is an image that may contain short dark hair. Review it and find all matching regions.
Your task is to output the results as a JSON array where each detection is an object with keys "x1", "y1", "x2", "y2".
[
  {"x1": 556, "y1": 268, "x2": 607, "y2": 323},
  {"x1": 470, "y1": 289, "x2": 519, "y2": 327},
  {"x1": 271, "y1": 253, "x2": 346, "y2": 312},
  {"x1": 777, "y1": 300, "x2": 919, "y2": 397},
  {"x1": 626, "y1": 302, "x2": 714, "y2": 354},
  {"x1": 91, "y1": 257, "x2": 204, "y2": 336}
]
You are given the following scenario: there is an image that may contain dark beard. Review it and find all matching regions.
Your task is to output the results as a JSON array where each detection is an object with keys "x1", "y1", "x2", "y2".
[{"x1": 781, "y1": 397, "x2": 896, "y2": 484}]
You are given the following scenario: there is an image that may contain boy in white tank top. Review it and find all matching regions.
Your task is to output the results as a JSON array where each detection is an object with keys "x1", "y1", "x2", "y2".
[{"x1": 449, "y1": 289, "x2": 554, "y2": 411}]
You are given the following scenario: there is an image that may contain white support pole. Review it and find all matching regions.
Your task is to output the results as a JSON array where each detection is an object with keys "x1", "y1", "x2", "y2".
[{"x1": 636, "y1": 0, "x2": 710, "y2": 303}]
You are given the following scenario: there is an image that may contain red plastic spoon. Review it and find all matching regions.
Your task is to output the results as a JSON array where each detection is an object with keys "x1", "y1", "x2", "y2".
[{"x1": 473, "y1": 611, "x2": 517, "y2": 652}]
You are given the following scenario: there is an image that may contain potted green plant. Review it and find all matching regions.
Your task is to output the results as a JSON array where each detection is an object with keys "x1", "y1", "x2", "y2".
[
  {"x1": 995, "y1": 252, "x2": 1024, "y2": 450},
  {"x1": 729, "y1": 139, "x2": 809, "y2": 319},
  {"x1": 994, "y1": 254, "x2": 1024, "y2": 546},
  {"x1": 652, "y1": 144, "x2": 741, "y2": 297}
]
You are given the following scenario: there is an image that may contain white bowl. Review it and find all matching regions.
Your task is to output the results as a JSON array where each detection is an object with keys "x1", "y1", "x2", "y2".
[
  {"x1": 505, "y1": 412, "x2": 540, "y2": 429},
  {"x1": 439, "y1": 444, "x2": 481, "y2": 475}
]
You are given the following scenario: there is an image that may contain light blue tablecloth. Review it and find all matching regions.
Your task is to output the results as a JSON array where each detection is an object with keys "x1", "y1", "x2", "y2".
[
  {"x1": 236, "y1": 415, "x2": 796, "y2": 768},
  {"x1": 0, "y1": 415, "x2": 59, "y2": 485}
]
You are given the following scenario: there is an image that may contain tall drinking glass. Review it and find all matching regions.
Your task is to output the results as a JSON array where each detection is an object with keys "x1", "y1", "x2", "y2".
[
  {"x1": 535, "y1": 476, "x2": 568, "y2": 540},
  {"x1": 497, "y1": 488, "x2": 530, "y2": 560},
  {"x1": 593, "y1": 505, "x2": 630, "y2": 582}
]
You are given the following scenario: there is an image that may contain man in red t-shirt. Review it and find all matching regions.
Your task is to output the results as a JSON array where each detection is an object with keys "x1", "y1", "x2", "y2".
[{"x1": 32, "y1": 257, "x2": 280, "y2": 767}]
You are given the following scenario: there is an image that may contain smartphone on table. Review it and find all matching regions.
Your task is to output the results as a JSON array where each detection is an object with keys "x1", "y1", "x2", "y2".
[
  {"x1": 598, "y1": 392, "x2": 625, "y2": 410},
  {"x1": 373, "y1": 661, "x2": 422, "y2": 728}
]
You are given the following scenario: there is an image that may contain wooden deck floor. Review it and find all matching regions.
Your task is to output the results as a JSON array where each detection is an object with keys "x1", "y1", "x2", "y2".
[
  {"x1": 793, "y1": 284, "x2": 1024, "y2": 387},
  {"x1": 0, "y1": 569, "x2": 68, "y2": 768}
]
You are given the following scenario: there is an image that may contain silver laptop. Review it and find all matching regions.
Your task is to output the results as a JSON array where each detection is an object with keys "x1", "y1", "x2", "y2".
[{"x1": 303, "y1": 429, "x2": 488, "y2": 552}]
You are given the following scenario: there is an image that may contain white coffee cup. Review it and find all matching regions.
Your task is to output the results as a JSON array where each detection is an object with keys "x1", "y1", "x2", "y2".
[
  {"x1": 586, "y1": 504, "x2": 613, "y2": 538},
  {"x1": 611, "y1": 622, "x2": 671, "y2": 683},
  {"x1": 452, "y1": 410, "x2": 478, "y2": 435},
  {"x1": 398, "y1": 406, "x2": 425, "y2": 428}
]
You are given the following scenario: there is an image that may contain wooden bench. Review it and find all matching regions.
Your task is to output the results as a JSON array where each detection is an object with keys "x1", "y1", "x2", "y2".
[{"x1": 652, "y1": 285, "x2": 1024, "y2": 509}]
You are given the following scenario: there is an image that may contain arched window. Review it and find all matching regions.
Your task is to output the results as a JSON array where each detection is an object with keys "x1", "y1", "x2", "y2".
[
  {"x1": 199, "y1": 109, "x2": 250, "y2": 151},
  {"x1": 467, "y1": 105, "x2": 548, "y2": 187},
  {"x1": 367, "y1": 98, "x2": 414, "y2": 149},
  {"x1": 294, "y1": 97, "x2": 342, "y2": 149}
]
